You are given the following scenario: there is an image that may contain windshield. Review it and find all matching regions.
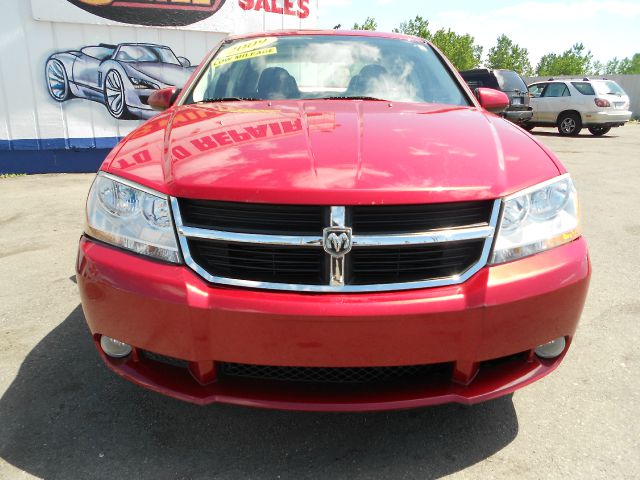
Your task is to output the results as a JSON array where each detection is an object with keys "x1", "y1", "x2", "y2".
[
  {"x1": 494, "y1": 70, "x2": 527, "y2": 92},
  {"x1": 186, "y1": 35, "x2": 470, "y2": 105},
  {"x1": 592, "y1": 80, "x2": 626, "y2": 96},
  {"x1": 115, "y1": 45, "x2": 180, "y2": 65}
]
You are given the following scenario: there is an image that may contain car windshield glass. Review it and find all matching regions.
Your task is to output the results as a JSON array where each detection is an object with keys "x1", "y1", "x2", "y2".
[
  {"x1": 592, "y1": 80, "x2": 626, "y2": 96},
  {"x1": 82, "y1": 46, "x2": 115, "y2": 60},
  {"x1": 186, "y1": 35, "x2": 470, "y2": 105},
  {"x1": 571, "y1": 82, "x2": 595, "y2": 95},
  {"x1": 115, "y1": 45, "x2": 180, "y2": 65},
  {"x1": 494, "y1": 71, "x2": 527, "y2": 92}
]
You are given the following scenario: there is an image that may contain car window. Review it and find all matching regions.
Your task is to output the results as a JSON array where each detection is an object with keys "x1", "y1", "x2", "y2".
[
  {"x1": 115, "y1": 45, "x2": 180, "y2": 65},
  {"x1": 186, "y1": 35, "x2": 470, "y2": 105},
  {"x1": 528, "y1": 84, "x2": 546, "y2": 97},
  {"x1": 571, "y1": 82, "x2": 595, "y2": 95},
  {"x1": 460, "y1": 72, "x2": 499, "y2": 90},
  {"x1": 81, "y1": 46, "x2": 115, "y2": 60},
  {"x1": 543, "y1": 83, "x2": 570, "y2": 97},
  {"x1": 494, "y1": 70, "x2": 527, "y2": 92},
  {"x1": 592, "y1": 80, "x2": 626, "y2": 96}
]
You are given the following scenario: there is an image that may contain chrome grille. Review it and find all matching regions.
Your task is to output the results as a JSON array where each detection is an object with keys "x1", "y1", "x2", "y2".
[{"x1": 172, "y1": 199, "x2": 501, "y2": 293}]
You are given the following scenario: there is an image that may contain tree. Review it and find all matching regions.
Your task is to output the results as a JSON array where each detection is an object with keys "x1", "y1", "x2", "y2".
[
  {"x1": 431, "y1": 29, "x2": 483, "y2": 71},
  {"x1": 486, "y1": 34, "x2": 532, "y2": 76},
  {"x1": 394, "y1": 16, "x2": 482, "y2": 70},
  {"x1": 352, "y1": 17, "x2": 377, "y2": 31},
  {"x1": 393, "y1": 15, "x2": 431, "y2": 39},
  {"x1": 597, "y1": 53, "x2": 640, "y2": 74},
  {"x1": 536, "y1": 43, "x2": 593, "y2": 76}
]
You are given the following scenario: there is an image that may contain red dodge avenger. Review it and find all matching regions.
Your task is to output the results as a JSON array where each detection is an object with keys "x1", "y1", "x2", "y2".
[{"x1": 77, "y1": 31, "x2": 590, "y2": 411}]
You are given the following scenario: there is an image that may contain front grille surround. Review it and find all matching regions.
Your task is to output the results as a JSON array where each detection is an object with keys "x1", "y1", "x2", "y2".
[{"x1": 171, "y1": 198, "x2": 501, "y2": 293}]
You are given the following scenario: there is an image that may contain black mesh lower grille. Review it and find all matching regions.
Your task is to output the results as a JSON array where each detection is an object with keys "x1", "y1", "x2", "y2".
[
  {"x1": 188, "y1": 240, "x2": 326, "y2": 285},
  {"x1": 218, "y1": 362, "x2": 453, "y2": 384},
  {"x1": 349, "y1": 240, "x2": 485, "y2": 285}
]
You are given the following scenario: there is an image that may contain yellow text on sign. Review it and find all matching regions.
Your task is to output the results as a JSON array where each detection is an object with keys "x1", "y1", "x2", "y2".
[{"x1": 213, "y1": 47, "x2": 277, "y2": 68}]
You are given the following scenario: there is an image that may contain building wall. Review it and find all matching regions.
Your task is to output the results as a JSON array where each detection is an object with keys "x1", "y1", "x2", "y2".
[
  {"x1": 525, "y1": 75, "x2": 640, "y2": 119},
  {"x1": 0, "y1": 0, "x2": 317, "y2": 173}
]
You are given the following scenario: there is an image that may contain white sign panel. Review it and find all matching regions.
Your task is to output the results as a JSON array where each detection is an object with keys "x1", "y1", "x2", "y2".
[{"x1": 31, "y1": 0, "x2": 314, "y2": 33}]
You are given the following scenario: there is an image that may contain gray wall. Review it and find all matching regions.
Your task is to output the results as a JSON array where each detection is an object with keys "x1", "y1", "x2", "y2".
[{"x1": 525, "y1": 75, "x2": 640, "y2": 119}]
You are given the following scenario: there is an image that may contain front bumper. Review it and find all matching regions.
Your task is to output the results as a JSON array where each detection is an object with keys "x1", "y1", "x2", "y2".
[{"x1": 77, "y1": 236, "x2": 590, "y2": 411}]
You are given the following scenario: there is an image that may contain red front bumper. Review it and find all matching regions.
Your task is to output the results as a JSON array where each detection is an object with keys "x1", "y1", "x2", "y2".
[{"x1": 77, "y1": 236, "x2": 590, "y2": 411}]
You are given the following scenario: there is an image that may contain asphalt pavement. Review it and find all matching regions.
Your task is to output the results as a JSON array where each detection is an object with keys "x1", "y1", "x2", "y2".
[{"x1": 1, "y1": 124, "x2": 639, "y2": 479}]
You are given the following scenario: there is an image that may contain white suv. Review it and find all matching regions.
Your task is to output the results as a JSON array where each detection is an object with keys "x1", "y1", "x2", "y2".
[{"x1": 524, "y1": 78, "x2": 632, "y2": 136}]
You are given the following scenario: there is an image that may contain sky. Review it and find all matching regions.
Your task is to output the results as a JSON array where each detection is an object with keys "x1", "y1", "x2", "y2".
[{"x1": 316, "y1": 0, "x2": 640, "y2": 68}]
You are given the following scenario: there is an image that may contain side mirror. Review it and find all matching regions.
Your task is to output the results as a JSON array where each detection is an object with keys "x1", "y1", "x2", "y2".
[
  {"x1": 475, "y1": 87, "x2": 509, "y2": 113},
  {"x1": 178, "y1": 56, "x2": 191, "y2": 68},
  {"x1": 148, "y1": 86, "x2": 179, "y2": 111}
]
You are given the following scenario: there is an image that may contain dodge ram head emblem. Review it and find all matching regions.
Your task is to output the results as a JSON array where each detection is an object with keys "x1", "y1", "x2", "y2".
[{"x1": 323, "y1": 228, "x2": 352, "y2": 258}]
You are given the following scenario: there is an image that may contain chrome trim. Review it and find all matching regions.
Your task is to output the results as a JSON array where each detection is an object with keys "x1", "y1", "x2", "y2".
[
  {"x1": 328, "y1": 206, "x2": 348, "y2": 287},
  {"x1": 352, "y1": 226, "x2": 494, "y2": 247},
  {"x1": 178, "y1": 226, "x2": 323, "y2": 247},
  {"x1": 97, "y1": 171, "x2": 169, "y2": 199},
  {"x1": 175, "y1": 224, "x2": 493, "y2": 247},
  {"x1": 171, "y1": 198, "x2": 502, "y2": 293}
]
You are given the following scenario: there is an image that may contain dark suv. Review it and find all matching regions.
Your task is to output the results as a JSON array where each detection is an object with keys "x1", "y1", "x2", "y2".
[{"x1": 460, "y1": 69, "x2": 533, "y2": 125}]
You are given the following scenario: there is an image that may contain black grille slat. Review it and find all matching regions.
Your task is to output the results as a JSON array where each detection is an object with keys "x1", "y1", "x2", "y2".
[
  {"x1": 179, "y1": 199, "x2": 492, "y2": 288},
  {"x1": 179, "y1": 199, "x2": 325, "y2": 235},
  {"x1": 219, "y1": 362, "x2": 453, "y2": 384},
  {"x1": 352, "y1": 201, "x2": 493, "y2": 234},
  {"x1": 350, "y1": 241, "x2": 484, "y2": 285},
  {"x1": 188, "y1": 240, "x2": 325, "y2": 285}
]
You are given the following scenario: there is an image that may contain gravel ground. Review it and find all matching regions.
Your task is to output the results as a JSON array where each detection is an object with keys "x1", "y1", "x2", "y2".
[{"x1": 0, "y1": 125, "x2": 639, "y2": 479}]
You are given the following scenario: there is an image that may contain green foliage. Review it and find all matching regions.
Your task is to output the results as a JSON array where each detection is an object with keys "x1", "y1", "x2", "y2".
[
  {"x1": 352, "y1": 17, "x2": 377, "y2": 31},
  {"x1": 394, "y1": 16, "x2": 482, "y2": 70},
  {"x1": 536, "y1": 43, "x2": 593, "y2": 76},
  {"x1": 486, "y1": 34, "x2": 532, "y2": 76},
  {"x1": 393, "y1": 15, "x2": 430, "y2": 39},
  {"x1": 594, "y1": 53, "x2": 640, "y2": 74},
  {"x1": 431, "y1": 29, "x2": 483, "y2": 71}
]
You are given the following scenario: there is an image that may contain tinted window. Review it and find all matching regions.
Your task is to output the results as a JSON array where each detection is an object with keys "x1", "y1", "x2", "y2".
[
  {"x1": 187, "y1": 35, "x2": 470, "y2": 105},
  {"x1": 592, "y1": 80, "x2": 626, "y2": 96},
  {"x1": 494, "y1": 70, "x2": 527, "y2": 92},
  {"x1": 528, "y1": 83, "x2": 546, "y2": 97},
  {"x1": 543, "y1": 83, "x2": 570, "y2": 97},
  {"x1": 571, "y1": 82, "x2": 595, "y2": 95},
  {"x1": 460, "y1": 72, "x2": 499, "y2": 89}
]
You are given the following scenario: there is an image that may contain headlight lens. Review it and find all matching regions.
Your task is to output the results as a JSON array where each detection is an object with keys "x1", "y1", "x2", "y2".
[
  {"x1": 491, "y1": 175, "x2": 580, "y2": 264},
  {"x1": 129, "y1": 77, "x2": 159, "y2": 90},
  {"x1": 86, "y1": 173, "x2": 180, "y2": 263}
]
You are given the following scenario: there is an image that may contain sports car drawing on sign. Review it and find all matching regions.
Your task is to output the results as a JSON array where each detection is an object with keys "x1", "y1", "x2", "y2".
[{"x1": 45, "y1": 43, "x2": 196, "y2": 120}]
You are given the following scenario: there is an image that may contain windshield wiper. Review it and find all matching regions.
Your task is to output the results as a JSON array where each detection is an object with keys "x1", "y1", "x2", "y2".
[
  {"x1": 321, "y1": 96, "x2": 389, "y2": 101},
  {"x1": 196, "y1": 97, "x2": 260, "y2": 103}
]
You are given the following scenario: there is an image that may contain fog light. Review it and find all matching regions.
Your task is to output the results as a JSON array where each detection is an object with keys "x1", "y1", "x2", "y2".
[
  {"x1": 535, "y1": 337, "x2": 566, "y2": 359},
  {"x1": 100, "y1": 335, "x2": 132, "y2": 358}
]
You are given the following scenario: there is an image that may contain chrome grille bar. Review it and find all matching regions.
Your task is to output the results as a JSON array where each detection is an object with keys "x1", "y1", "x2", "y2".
[{"x1": 170, "y1": 198, "x2": 502, "y2": 293}]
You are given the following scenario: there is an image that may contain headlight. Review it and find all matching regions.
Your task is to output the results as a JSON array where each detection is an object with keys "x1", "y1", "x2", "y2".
[
  {"x1": 491, "y1": 174, "x2": 580, "y2": 264},
  {"x1": 129, "y1": 77, "x2": 159, "y2": 90},
  {"x1": 85, "y1": 172, "x2": 180, "y2": 263}
]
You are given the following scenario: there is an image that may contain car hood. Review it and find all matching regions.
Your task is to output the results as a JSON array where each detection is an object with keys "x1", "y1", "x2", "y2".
[
  {"x1": 105, "y1": 100, "x2": 562, "y2": 204},
  {"x1": 126, "y1": 62, "x2": 194, "y2": 87}
]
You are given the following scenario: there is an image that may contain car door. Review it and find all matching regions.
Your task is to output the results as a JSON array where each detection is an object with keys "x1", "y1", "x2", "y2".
[
  {"x1": 534, "y1": 82, "x2": 570, "y2": 123},
  {"x1": 528, "y1": 83, "x2": 546, "y2": 122},
  {"x1": 73, "y1": 47, "x2": 108, "y2": 100}
]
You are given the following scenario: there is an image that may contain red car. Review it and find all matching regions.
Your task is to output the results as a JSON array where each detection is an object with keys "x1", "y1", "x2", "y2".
[{"x1": 77, "y1": 31, "x2": 590, "y2": 411}]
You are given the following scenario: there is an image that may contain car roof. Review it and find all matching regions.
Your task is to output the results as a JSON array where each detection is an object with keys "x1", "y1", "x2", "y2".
[{"x1": 225, "y1": 29, "x2": 430, "y2": 45}]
